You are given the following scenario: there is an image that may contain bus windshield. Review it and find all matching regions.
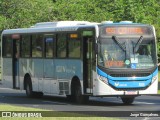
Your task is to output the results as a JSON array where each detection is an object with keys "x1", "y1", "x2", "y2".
[{"x1": 98, "y1": 37, "x2": 156, "y2": 69}]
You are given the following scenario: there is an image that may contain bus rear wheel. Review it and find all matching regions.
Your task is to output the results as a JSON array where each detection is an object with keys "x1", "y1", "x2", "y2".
[
  {"x1": 121, "y1": 97, "x2": 135, "y2": 105},
  {"x1": 26, "y1": 81, "x2": 33, "y2": 98}
]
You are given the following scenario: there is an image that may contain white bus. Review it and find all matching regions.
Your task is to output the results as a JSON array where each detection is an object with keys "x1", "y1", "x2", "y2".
[{"x1": 1, "y1": 21, "x2": 158, "y2": 104}]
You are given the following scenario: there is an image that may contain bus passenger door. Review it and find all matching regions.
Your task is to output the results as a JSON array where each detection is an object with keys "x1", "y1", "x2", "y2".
[
  {"x1": 82, "y1": 30, "x2": 96, "y2": 94},
  {"x1": 43, "y1": 35, "x2": 57, "y2": 94},
  {"x1": 13, "y1": 37, "x2": 20, "y2": 89}
]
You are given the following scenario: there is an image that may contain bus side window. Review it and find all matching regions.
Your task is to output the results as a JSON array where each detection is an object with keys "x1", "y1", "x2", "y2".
[
  {"x1": 45, "y1": 35, "x2": 55, "y2": 58},
  {"x1": 21, "y1": 35, "x2": 31, "y2": 58},
  {"x1": 3, "y1": 36, "x2": 12, "y2": 57},
  {"x1": 68, "y1": 38, "x2": 80, "y2": 58},
  {"x1": 56, "y1": 34, "x2": 66, "y2": 58},
  {"x1": 32, "y1": 34, "x2": 43, "y2": 58}
]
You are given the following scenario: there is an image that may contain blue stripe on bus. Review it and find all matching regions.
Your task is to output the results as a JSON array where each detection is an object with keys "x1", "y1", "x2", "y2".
[
  {"x1": 97, "y1": 67, "x2": 108, "y2": 78},
  {"x1": 152, "y1": 68, "x2": 158, "y2": 76}
]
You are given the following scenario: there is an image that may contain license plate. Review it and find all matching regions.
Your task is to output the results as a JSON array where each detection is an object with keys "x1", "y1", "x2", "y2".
[{"x1": 125, "y1": 91, "x2": 138, "y2": 95}]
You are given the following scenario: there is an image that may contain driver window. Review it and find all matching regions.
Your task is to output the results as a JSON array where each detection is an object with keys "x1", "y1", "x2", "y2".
[{"x1": 137, "y1": 45, "x2": 149, "y2": 55}]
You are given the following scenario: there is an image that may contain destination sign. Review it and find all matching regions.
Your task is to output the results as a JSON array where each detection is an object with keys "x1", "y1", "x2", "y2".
[{"x1": 103, "y1": 26, "x2": 152, "y2": 35}]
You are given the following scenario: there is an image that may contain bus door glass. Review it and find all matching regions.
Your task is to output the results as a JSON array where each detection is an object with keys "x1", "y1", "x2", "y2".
[
  {"x1": 12, "y1": 34, "x2": 20, "y2": 89},
  {"x1": 82, "y1": 30, "x2": 95, "y2": 94},
  {"x1": 43, "y1": 34, "x2": 57, "y2": 94}
]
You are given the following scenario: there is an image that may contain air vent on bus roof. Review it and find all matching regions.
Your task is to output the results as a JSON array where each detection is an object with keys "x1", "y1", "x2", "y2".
[
  {"x1": 120, "y1": 21, "x2": 133, "y2": 23},
  {"x1": 33, "y1": 22, "x2": 58, "y2": 28},
  {"x1": 32, "y1": 21, "x2": 91, "y2": 28},
  {"x1": 101, "y1": 21, "x2": 113, "y2": 24},
  {"x1": 56, "y1": 21, "x2": 91, "y2": 27}
]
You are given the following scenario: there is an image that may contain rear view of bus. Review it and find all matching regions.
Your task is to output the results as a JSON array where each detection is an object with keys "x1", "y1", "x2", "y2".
[{"x1": 95, "y1": 21, "x2": 158, "y2": 104}]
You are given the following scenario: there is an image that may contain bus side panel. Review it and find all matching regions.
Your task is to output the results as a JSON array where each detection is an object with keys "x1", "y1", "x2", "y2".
[
  {"x1": 65, "y1": 59, "x2": 83, "y2": 79},
  {"x1": 54, "y1": 59, "x2": 83, "y2": 95},
  {"x1": 2, "y1": 58, "x2": 13, "y2": 88},
  {"x1": 32, "y1": 59, "x2": 43, "y2": 92},
  {"x1": 43, "y1": 59, "x2": 57, "y2": 94},
  {"x1": 19, "y1": 58, "x2": 43, "y2": 92},
  {"x1": 19, "y1": 58, "x2": 24, "y2": 90},
  {"x1": 54, "y1": 59, "x2": 82, "y2": 80},
  {"x1": 19, "y1": 59, "x2": 32, "y2": 90}
]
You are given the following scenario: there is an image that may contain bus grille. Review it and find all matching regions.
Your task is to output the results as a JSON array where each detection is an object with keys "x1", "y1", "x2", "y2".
[{"x1": 110, "y1": 73, "x2": 150, "y2": 77}]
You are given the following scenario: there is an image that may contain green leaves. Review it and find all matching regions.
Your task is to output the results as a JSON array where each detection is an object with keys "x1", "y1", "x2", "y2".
[
  {"x1": 0, "y1": 0, "x2": 159, "y2": 30},
  {"x1": 0, "y1": 0, "x2": 159, "y2": 61},
  {"x1": 0, "y1": 0, "x2": 53, "y2": 29},
  {"x1": 0, "y1": 0, "x2": 159, "y2": 37}
]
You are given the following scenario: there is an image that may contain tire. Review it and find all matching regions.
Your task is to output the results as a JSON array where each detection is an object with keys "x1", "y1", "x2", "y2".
[
  {"x1": 34, "y1": 92, "x2": 43, "y2": 98},
  {"x1": 25, "y1": 81, "x2": 33, "y2": 98},
  {"x1": 121, "y1": 97, "x2": 135, "y2": 105},
  {"x1": 66, "y1": 95, "x2": 74, "y2": 102},
  {"x1": 74, "y1": 84, "x2": 89, "y2": 104}
]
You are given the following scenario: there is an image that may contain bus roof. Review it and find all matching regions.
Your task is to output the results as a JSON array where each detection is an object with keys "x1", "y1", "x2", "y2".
[
  {"x1": 2, "y1": 21, "x2": 99, "y2": 35},
  {"x1": 2, "y1": 21, "x2": 152, "y2": 35},
  {"x1": 101, "y1": 21, "x2": 150, "y2": 26}
]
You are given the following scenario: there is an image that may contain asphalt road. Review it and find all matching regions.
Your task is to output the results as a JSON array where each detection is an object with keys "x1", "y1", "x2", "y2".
[{"x1": 0, "y1": 84, "x2": 160, "y2": 119}]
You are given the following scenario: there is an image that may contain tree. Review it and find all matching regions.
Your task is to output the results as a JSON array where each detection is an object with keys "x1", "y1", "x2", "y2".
[
  {"x1": 0, "y1": 0, "x2": 53, "y2": 29},
  {"x1": 0, "y1": 0, "x2": 159, "y2": 61}
]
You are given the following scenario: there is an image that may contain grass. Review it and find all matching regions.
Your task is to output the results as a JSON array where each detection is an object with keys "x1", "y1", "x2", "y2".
[{"x1": 0, "y1": 104, "x2": 120, "y2": 120}]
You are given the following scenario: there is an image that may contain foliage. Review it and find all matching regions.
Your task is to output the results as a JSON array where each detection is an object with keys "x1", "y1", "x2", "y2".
[
  {"x1": 0, "y1": 0, "x2": 159, "y2": 34},
  {"x1": 51, "y1": 0, "x2": 159, "y2": 34},
  {"x1": 0, "y1": 0, "x2": 159, "y2": 56},
  {"x1": 0, "y1": 0, "x2": 53, "y2": 29}
]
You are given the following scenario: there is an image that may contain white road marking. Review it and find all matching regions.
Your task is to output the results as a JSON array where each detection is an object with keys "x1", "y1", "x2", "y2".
[
  {"x1": 43, "y1": 101, "x2": 68, "y2": 105},
  {"x1": 32, "y1": 105, "x2": 39, "y2": 107},
  {"x1": 135, "y1": 101, "x2": 155, "y2": 105}
]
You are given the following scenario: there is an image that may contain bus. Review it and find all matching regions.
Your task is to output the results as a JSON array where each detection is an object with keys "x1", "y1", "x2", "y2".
[{"x1": 1, "y1": 21, "x2": 158, "y2": 104}]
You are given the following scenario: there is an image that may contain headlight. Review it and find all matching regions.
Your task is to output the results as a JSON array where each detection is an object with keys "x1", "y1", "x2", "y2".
[
  {"x1": 152, "y1": 75, "x2": 158, "y2": 83},
  {"x1": 98, "y1": 75, "x2": 108, "y2": 84}
]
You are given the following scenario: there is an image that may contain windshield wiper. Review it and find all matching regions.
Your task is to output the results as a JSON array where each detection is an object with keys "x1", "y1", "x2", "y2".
[
  {"x1": 133, "y1": 36, "x2": 143, "y2": 53},
  {"x1": 112, "y1": 36, "x2": 126, "y2": 52}
]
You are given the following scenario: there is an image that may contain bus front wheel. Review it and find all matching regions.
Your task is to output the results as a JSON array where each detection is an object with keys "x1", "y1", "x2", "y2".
[
  {"x1": 74, "y1": 84, "x2": 89, "y2": 104},
  {"x1": 121, "y1": 97, "x2": 135, "y2": 105}
]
